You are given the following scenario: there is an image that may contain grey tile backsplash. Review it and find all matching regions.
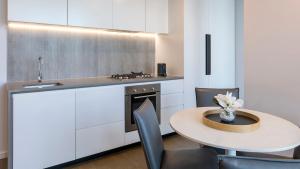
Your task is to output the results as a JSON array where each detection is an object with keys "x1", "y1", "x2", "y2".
[{"x1": 7, "y1": 28, "x2": 155, "y2": 82}]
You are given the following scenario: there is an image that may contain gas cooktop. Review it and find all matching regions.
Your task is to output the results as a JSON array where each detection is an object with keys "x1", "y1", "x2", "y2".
[{"x1": 111, "y1": 72, "x2": 152, "y2": 80}]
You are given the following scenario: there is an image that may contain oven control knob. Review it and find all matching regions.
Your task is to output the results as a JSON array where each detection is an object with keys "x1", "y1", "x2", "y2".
[
  {"x1": 143, "y1": 88, "x2": 147, "y2": 92},
  {"x1": 133, "y1": 89, "x2": 137, "y2": 93}
]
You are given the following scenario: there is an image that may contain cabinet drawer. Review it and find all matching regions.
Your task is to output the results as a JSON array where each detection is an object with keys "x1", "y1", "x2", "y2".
[
  {"x1": 76, "y1": 122, "x2": 125, "y2": 159},
  {"x1": 161, "y1": 93, "x2": 184, "y2": 108},
  {"x1": 124, "y1": 131, "x2": 140, "y2": 145},
  {"x1": 161, "y1": 80, "x2": 184, "y2": 95},
  {"x1": 161, "y1": 105, "x2": 183, "y2": 135},
  {"x1": 76, "y1": 85, "x2": 124, "y2": 129}
]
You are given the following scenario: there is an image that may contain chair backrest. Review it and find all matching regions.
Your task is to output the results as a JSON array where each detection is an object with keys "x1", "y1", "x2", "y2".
[
  {"x1": 195, "y1": 88, "x2": 239, "y2": 107},
  {"x1": 219, "y1": 155, "x2": 300, "y2": 169},
  {"x1": 134, "y1": 99, "x2": 164, "y2": 169},
  {"x1": 294, "y1": 146, "x2": 300, "y2": 159}
]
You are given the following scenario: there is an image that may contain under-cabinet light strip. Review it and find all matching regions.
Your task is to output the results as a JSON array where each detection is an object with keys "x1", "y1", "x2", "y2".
[{"x1": 8, "y1": 22, "x2": 157, "y2": 38}]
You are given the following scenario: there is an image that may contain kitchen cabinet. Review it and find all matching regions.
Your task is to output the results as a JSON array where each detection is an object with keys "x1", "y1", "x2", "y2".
[
  {"x1": 184, "y1": 0, "x2": 236, "y2": 108},
  {"x1": 75, "y1": 85, "x2": 125, "y2": 158},
  {"x1": 76, "y1": 122, "x2": 124, "y2": 159},
  {"x1": 12, "y1": 90, "x2": 76, "y2": 169},
  {"x1": 68, "y1": 0, "x2": 113, "y2": 29},
  {"x1": 161, "y1": 93, "x2": 184, "y2": 108},
  {"x1": 76, "y1": 85, "x2": 124, "y2": 129},
  {"x1": 161, "y1": 105, "x2": 183, "y2": 135},
  {"x1": 125, "y1": 130, "x2": 140, "y2": 145},
  {"x1": 160, "y1": 79, "x2": 184, "y2": 135},
  {"x1": 113, "y1": 0, "x2": 146, "y2": 32},
  {"x1": 208, "y1": 0, "x2": 236, "y2": 88},
  {"x1": 146, "y1": 0, "x2": 168, "y2": 33},
  {"x1": 7, "y1": 0, "x2": 169, "y2": 33},
  {"x1": 10, "y1": 79, "x2": 184, "y2": 168},
  {"x1": 161, "y1": 79, "x2": 184, "y2": 95},
  {"x1": 8, "y1": 0, "x2": 67, "y2": 25}
]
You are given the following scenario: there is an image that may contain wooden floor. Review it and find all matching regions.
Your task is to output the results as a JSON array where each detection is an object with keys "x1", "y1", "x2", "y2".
[
  {"x1": 65, "y1": 135, "x2": 199, "y2": 169},
  {"x1": 0, "y1": 134, "x2": 293, "y2": 169},
  {"x1": 0, "y1": 135, "x2": 197, "y2": 169}
]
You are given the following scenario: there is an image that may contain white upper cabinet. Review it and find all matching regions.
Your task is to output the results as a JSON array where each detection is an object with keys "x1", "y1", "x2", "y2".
[
  {"x1": 113, "y1": 0, "x2": 146, "y2": 32},
  {"x1": 7, "y1": 0, "x2": 168, "y2": 33},
  {"x1": 68, "y1": 0, "x2": 113, "y2": 29},
  {"x1": 8, "y1": 0, "x2": 67, "y2": 25},
  {"x1": 146, "y1": 0, "x2": 168, "y2": 33}
]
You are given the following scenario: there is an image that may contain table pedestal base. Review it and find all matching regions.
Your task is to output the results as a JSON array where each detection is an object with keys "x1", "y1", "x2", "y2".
[{"x1": 225, "y1": 150, "x2": 237, "y2": 156}]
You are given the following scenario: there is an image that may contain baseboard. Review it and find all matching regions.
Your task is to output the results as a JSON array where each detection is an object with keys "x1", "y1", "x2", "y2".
[{"x1": 0, "y1": 151, "x2": 7, "y2": 159}]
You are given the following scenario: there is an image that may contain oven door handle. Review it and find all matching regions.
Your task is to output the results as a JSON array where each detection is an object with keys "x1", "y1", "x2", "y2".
[{"x1": 134, "y1": 94, "x2": 157, "y2": 99}]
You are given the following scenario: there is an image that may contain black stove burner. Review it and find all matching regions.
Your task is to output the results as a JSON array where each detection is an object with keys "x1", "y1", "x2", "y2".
[{"x1": 111, "y1": 72, "x2": 152, "y2": 80}]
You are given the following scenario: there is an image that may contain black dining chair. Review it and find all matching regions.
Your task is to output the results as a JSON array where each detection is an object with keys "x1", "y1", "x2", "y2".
[
  {"x1": 195, "y1": 88, "x2": 239, "y2": 107},
  {"x1": 133, "y1": 99, "x2": 218, "y2": 169}
]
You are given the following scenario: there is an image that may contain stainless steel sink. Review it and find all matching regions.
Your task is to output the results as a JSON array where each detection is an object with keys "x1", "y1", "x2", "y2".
[{"x1": 23, "y1": 82, "x2": 63, "y2": 89}]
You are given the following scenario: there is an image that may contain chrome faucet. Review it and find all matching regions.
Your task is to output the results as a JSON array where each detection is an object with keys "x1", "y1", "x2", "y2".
[{"x1": 38, "y1": 56, "x2": 43, "y2": 83}]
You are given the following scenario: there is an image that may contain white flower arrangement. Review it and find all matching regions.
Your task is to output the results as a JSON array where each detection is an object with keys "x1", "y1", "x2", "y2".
[{"x1": 214, "y1": 92, "x2": 244, "y2": 113}]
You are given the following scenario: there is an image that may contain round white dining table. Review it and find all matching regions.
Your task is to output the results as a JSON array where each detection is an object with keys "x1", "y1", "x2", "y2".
[{"x1": 170, "y1": 107, "x2": 300, "y2": 156}]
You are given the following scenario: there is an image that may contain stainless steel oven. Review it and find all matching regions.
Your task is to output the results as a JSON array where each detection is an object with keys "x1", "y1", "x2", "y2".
[{"x1": 125, "y1": 84, "x2": 161, "y2": 132}]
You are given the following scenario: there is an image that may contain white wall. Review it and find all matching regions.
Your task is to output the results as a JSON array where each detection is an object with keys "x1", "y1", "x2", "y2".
[
  {"x1": 0, "y1": 0, "x2": 7, "y2": 159},
  {"x1": 235, "y1": 0, "x2": 244, "y2": 98},
  {"x1": 155, "y1": 0, "x2": 184, "y2": 76},
  {"x1": 244, "y1": 0, "x2": 300, "y2": 126}
]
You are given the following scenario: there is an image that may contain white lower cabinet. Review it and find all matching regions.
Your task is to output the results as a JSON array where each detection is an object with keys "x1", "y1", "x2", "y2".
[
  {"x1": 125, "y1": 131, "x2": 140, "y2": 145},
  {"x1": 76, "y1": 85, "x2": 124, "y2": 129},
  {"x1": 161, "y1": 105, "x2": 184, "y2": 135},
  {"x1": 11, "y1": 80, "x2": 184, "y2": 168},
  {"x1": 12, "y1": 90, "x2": 76, "y2": 169},
  {"x1": 160, "y1": 79, "x2": 184, "y2": 135},
  {"x1": 161, "y1": 93, "x2": 184, "y2": 108},
  {"x1": 161, "y1": 80, "x2": 184, "y2": 95},
  {"x1": 75, "y1": 85, "x2": 125, "y2": 159},
  {"x1": 76, "y1": 122, "x2": 125, "y2": 159}
]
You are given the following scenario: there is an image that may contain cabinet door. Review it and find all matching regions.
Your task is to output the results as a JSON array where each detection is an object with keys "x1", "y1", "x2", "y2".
[
  {"x1": 146, "y1": 0, "x2": 168, "y2": 33},
  {"x1": 76, "y1": 122, "x2": 124, "y2": 158},
  {"x1": 209, "y1": 0, "x2": 236, "y2": 88},
  {"x1": 13, "y1": 90, "x2": 76, "y2": 169},
  {"x1": 68, "y1": 0, "x2": 113, "y2": 29},
  {"x1": 125, "y1": 131, "x2": 140, "y2": 145},
  {"x1": 113, "y1": 0, "x2": 146, "y2": 31},
  {"x1": 76, "y1": 85, "x2": 124, "y2": 129},
  {"x1": 8, "y1": 0, "x2": 67, "y2": 25},
  {"x1": 161, "y1": 93, "x2": 184, "y2": 108},
  {"x1": 161, "y1": 105, "x2": 183, "y2": 135},
  {"x1": 161, "y1": 80, "x2": 184, "y2": 95}
]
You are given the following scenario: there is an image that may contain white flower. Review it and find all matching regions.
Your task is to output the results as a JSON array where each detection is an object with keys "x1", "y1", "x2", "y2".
[{"x1": 214, "y1": 92, "x2": 244, "y2": 112}]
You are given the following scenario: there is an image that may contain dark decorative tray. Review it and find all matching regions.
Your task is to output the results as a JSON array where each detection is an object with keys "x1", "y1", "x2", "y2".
[{"x1": 202, "y1": 109, "x2": 260, "y2": 133}]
